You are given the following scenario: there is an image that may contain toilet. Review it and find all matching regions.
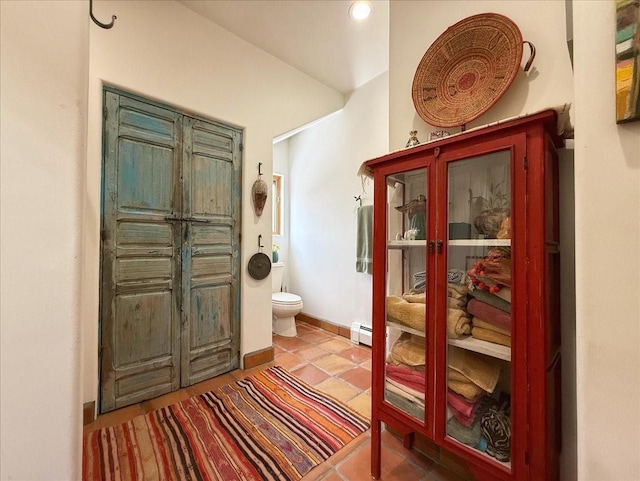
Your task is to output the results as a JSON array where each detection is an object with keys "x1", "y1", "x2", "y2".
[{"x1": 271, "y1": 262, "x2": 303, "y2": 337}]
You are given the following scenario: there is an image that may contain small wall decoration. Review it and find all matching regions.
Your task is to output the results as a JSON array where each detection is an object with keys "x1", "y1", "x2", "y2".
[
  {"x1": 252, "y1": 162, "x2": 268, "y2": 216},
  {"x1": 616, "y1": 0, "x2": 640, "y2": 123}
]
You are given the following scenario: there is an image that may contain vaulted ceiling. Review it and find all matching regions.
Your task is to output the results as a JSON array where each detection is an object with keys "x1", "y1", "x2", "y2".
[{"x1": 178, "y1": 0, "x2": 389, "y2": 95}]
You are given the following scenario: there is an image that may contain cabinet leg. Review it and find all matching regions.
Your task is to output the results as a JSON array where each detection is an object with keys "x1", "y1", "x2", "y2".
[
  {"x1": 403, "y1": 432, "x2": 414, "y2": 450},
  {"x1": 371, "y1": 416, "x2": 381, "y2": 479}
]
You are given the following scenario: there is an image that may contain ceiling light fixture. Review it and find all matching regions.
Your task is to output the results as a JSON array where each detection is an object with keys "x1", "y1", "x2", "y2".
[{"x1": 349, "y1": 1, "x2": 373, "y2": 21}]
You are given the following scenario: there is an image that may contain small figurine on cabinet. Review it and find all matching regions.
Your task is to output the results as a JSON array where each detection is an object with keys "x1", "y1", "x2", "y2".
[
  {"x1": 406, "y1": 131, "x2": 420, "y2": 148},
  {"x1": 429, "y1": 130, "x2": 450, "y2": 141}
]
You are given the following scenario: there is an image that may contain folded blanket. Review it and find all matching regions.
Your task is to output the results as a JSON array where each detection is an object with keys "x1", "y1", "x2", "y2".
[
  {"x1": 447, "y1": 396, "x2": 496, "y2": 448},
  {"x1": 472, "y1": 317, "x2": 511, "y2": 337},
  {"x1": 448, "y1": 283, "x2": 469, "y2": 300},
  {"x1": 386, "y1": 378, "x2": 425, "y2": 403},
  {"x1": 448, "y1": 379, "x2": 486, "y2": 402},
  {"x1": 402, "y1": 292, "x2": 425, "y2": 304},
  {"x1": 387, "y1": 333, "x2": 425, "y2": 367},
  {"x1": 450, "y1": 402, "x2": 480, "y2": 427},
  {"x1": 448, "y1": 346, "x2": 501, "y2": 393},
  {"x1": 472, "y1": 326, "x2": 511, "y2": 347},
  {"x1": 447, "y1": 389, "x2": 482, "y2": 418},
  {"x1": 448, "y1": 391, "x2": 484, "y2": 428},
  {"x1": 386, "y1": 364, "x2": 425, "y2": 392},
  {"x1": 448, "y1": 368, "x2": 470, "y2": 383},
  {"x1": 446, "y1": 413, "x2": 483, "y2": 448},
  {"x1": 448, "y1": 296, "x2": 467, "y2": 309},
  {"x1": 494, "y1": 287, "x2": 512, "y2": 303},
  {"x1": 448, "y1": 308, "x2": 472, "y2": 338},
  {"x1": 387, "y1": 296, "x2": 425, "y2": 331},
  {"x1": 385, "y1": 387, "x2": 425, "y2": 419},
  {"x1": 469, "y1": 288, "x2": 511, "y2": 313},
  {"x1": 467, "y1": 299, "x2": 511, "y2": 332}
]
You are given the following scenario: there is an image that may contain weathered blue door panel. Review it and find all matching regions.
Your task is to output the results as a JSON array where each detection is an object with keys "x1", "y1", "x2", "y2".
[
  {"x1": 181, "y1": 117, "x2": 241, "y2": 386},
  {"x1": 100, "y1": 89, "x2": 241, "y2": 413},
  {"x1": 101, "y1": 90, "x2": 182, "y2": 413}
]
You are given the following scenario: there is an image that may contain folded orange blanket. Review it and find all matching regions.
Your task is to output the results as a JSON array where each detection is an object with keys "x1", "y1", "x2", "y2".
[
  {"x1": 471, "y1": 326, "x2": 511, "y2": 347},
  {"x1": 402, "y1": 292, "x2": 426, "y2": 303},
  {"x1": 387, "y1": 333, "x2": 425, "y2": 367},
  {"x1": 448, "y1": 308, "x2": 471, "y2": 338},
  {"x1": 448, "y1": 346, "x2": 501, "y2": 393},
  {"x1": 387, "y1": 296, "x2": 425, "y2": 331},
  {"x1": 448, "y1": 379, "x2": 486, "y2": 402},
  {"x1": 472, "y1": 317, "x2": 511, "y2": 337}
]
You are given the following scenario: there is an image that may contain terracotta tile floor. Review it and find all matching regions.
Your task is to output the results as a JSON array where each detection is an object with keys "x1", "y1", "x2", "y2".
[{"x1": 84, "y1": 320, "x2": 466, "y2": 480}]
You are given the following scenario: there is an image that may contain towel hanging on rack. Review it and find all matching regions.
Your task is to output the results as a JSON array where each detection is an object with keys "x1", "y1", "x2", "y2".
[{"x1": 356, "y1": 205, "x2": 373, "y2": 274}]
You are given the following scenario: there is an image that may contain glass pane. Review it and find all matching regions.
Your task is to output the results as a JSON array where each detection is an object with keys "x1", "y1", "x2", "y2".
[
  {"x1": 384, "y1": 167, "x2": 427, "y2": 421},
  {"x1": 445, "y1": 152, "x2": 513, "y2": 468}
]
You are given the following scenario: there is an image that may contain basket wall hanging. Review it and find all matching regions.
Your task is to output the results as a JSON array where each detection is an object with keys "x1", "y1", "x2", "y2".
[{"x1": 411, "y1": 13, "x2": 535, "y2": 128}]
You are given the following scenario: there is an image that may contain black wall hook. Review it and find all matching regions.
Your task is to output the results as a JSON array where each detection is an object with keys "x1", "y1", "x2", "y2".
[
  {"x1": 90, "y1": 0, "x2": 116, "y2": 29},
  {"x1": 258, "y1": 162, "x2": 262, "y2": 176}
]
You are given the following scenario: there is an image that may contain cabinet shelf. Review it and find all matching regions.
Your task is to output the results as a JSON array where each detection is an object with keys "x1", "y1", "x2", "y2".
[
  {"x1": 448, "y1": 336, "x2": 511, "y2": 362},
  {"x1": 446, "y1": 437, "x2": 513, "y2": 470},
  {"x1": 387, "y1": 240, "x2": 426, "y2": 249},
  {"x1": 388, "y1": 239, "x2": 511, "y2": 248},
  {"x1": 387, "y1": 321, "x2": 426, "y2": 338},
  {"x1": 448, "y1": 239, "x2": 511, "y2": 247}
]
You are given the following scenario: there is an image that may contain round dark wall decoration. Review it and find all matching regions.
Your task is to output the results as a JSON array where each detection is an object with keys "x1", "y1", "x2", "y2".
[
  {"x1": 412, "y1": 13, "x2": 529, "y2": 128},
  {"x1": 248, "y1": 252, "x2": 271, "y2": 280}
]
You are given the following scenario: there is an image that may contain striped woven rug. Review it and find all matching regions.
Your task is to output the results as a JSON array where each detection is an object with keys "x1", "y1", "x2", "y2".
[{"x1": 83, "y1": 366, "x2": 370, "y2": 481}]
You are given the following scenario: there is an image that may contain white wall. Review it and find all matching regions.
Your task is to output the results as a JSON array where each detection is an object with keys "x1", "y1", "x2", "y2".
[
  {"x1": 389, "y1": 1, "x2": 575, "y2": 150},
  {"x1": 389, "y1": 1, "x2": 579, "y2": 478},
  {"x1": 0, "y1": 1, "x2": 87, "y2": 479},
  {"x1": 84, "y1": 1, "x2": 344, "y2": 402},
  {"x1": 287, "y1": 72, "x2": 389, "y2": 328},
  {"x1": 573, "y1": 1, "x2": 640, "y2": 480}
]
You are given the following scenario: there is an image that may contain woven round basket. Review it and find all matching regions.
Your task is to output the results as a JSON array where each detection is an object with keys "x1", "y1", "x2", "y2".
[{"x1": 412, "y1": 13, "x2": 525, "y2": 128}]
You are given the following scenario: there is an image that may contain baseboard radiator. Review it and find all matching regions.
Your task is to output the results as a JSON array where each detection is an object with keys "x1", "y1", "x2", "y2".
[{"x1": 350, "y1": 322, "x2": 373, "y2": 347}]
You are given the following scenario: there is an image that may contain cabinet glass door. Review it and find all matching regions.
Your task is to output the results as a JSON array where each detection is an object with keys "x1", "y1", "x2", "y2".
[
  {"x1": 445, "y1": 152, "x2": 513, "y2": 468},
  {"x1": 384, "y1": 167, "x2": 428, "y2": 422}
]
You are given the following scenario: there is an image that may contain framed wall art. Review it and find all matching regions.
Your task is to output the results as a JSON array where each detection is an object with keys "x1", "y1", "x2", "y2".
[{"x1": 616, "y1": 0, "x2": 640, "y2": 123}]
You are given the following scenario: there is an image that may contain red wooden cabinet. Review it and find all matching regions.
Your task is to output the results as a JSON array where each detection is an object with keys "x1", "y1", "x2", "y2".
[{"x1": 367, "y1": 111, "x2": 562, "y2": 481}]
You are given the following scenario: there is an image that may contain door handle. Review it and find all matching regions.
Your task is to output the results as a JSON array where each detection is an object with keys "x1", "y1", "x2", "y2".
[
  {"x1": 436, "y1": 240, "x2": 443, "y2": 254},
  {"x1": 164, "y1": 216, "x2": 209, "y2": 224},
  {"x1": 428, "y1": 240, "x2": 435, "y2": 253}
]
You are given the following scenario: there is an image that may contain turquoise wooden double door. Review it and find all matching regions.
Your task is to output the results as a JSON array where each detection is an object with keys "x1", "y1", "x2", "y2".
[{"x1": 100, "y1": 89, "x2": 242, "y2": 413}]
